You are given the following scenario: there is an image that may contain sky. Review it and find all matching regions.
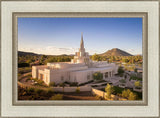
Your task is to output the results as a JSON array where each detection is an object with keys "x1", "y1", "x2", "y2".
[{"x1": 18, "y1": 18, "x2": 142, "y2": 55}]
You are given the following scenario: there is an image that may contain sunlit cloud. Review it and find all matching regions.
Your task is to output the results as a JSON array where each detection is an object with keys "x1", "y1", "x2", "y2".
[
  {"x1": 19, "y1": 46, "x2": 77, "y2": 55},
  {"x1": 123, "y1": 48, "x2": 142, "y2": 55},
  {"x1": 18, "y1": 46, "x2": 105, "y2": 55}
]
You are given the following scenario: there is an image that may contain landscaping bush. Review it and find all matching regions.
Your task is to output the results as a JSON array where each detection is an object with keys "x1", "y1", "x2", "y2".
[
  {"x1": 105, "y1": 84, "x2": 114, "y2": 99},
  {"x1": 59, "y1": 83, "x2": 65, "y2": 87},
  {"x1": 35, "y1": 89, "x2": 43, "y2": 95},
  {"x1": 79, "y1": 80, "x2": 94, "y2": 86},
  {"x1": 18, "y1": 63, "x2": 29, "y2": 67},
  {"x1": 129, "y1": 75, "x2": 142, "y2": 81},
  {"x1": 28, "y1": 96, "x2": 34, "y2": 100},
  {"x1": 49, "y1": 94, "x2": 63, "y2": 100},
  {"x1": 118, "y1": 67, "x2": 124, "y2": 76},
  {"x1": 49, "y1": 82, "x2": 55, "y2": 87},
  {"x1": 37, "y1": 79, "x2": 44, "y2": 85},
  {"x1": 134, "y1": 81, "x2": 142, "y2": 88},
  {"x1": 122, "y1": 89, "x2": 131, "y2": 98},
  {"x1": 91, "y1": 85, "x2": 98, "y2": 87},
  {"x1": 75, "y1": 87, "x2": 80, "y2": 93},
  {"x1": 27, "y1": 87, "x2": 35, "y2": 93},
  {"x1": 93, "y1": 72, "x2": 103, "y2": 81},
  {"x1": 128, "y1": 92, "x2": 137, "y2": 100},
  {"x1": 18, "y1": 73, "x2": 21, "y2": 77},
  {"x1": 101, "y1": 83, "x2": 108, "y2": 86},
  {"x1": 70, "y1": 82, "x2": 78, "y2": 86},
  {"x1": 46, "y1": 89, "x2": 54, "y2": 96},
  {"x1": 93, "y1": 80, "x2": 106, "y2": 84}
]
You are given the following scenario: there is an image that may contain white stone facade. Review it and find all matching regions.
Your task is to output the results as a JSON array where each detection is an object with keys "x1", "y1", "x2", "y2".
[{"x1": 32, "y1": 34, "x2": 118, "y2": 85}]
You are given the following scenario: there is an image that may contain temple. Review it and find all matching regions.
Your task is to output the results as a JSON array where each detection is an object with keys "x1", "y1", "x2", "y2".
[{"x1": 32, "y1": 33, "x2": 118, "y2": 85}]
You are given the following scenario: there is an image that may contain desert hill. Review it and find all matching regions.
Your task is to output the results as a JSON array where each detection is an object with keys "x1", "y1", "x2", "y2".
[
  {"x1": 100, "y1": 48, "x2": 132, "y2": 56},
  {"x1": 18, "y1": 51, "x2": 39, "y2": 56}
]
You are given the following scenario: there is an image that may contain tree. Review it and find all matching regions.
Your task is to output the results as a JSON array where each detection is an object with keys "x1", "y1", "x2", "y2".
[
  {"x1": 49, "y1": 82, "x2": 55, "y2": 87},
  {"x1": 128, "y1": 92, "x2": 137, "y2": 100},
  {"x1": 122, "y1": 89, "x2": 131, "y2": 98},
  {"x1": 76, "y1": 87, "x2": 80, "y2": 93},
  {"x1": 118, "y1": 67, "x2": 124, "y2": 76},
  {"x1": 91, "y1": 53, "x2": 101, "y2": 61},
  {"x1": 49, "y1": 94, "x2": 63, "y2": 100},
  {"x1": 93, "y1": 72, "x2": 103, "y2": 81},
  {"x1": 134, "y1": 68, "x2": 138, "y2": 72},
  {"x1": 134, "y1": 81, "x2": 141, "y2": 88},
  {"x1": 105, "y1": 83, "x2": 114, "y2": 99}
]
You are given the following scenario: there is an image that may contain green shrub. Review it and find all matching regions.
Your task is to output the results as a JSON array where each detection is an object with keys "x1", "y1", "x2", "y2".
[
  {"x1": 134, "y1": 81, "x2": 142, "y2": 88},
  {"x1": 18, "y1": 63, "x2": 29, "y2": 67},
  {"x1": 118, "y1": 67, "x2": 124, "y2": 75},
  {"x1": 49, "y1": 82, "x2": 55, "y2": 87},
  {"x1": 93, "y1": 72, "x2": 103, "y2": 81},
  {"x1": 121, "y1": 89, "x2": 137, "y2": 100},
  {"x1": 59, "y1": 83, "x2": 65, "y2": 87},
  {"x1": 70, "y1": 82, "x2": 78, "y2": 86},
  {"x1": 49, "y1": 94, "x2": 63, "y2": 100},
  {"x1": 37, "y1": 79, "x2": 44, "y2": 85},
  {"x1": 128, "y1": 92, "x2": 137, "y2": 100},
  {"x1": 28, "y1": 96, "x2": 34, "y2": 100},
  {"x1": 122, "y1": 89, "x2": 131, "y2": 98},
  {"x1": 129, "y1": 75, "x2": 142, "y2": 81},
  {"x1": 47, "y1": 89, "x2": 54, "y2": 96},
  {"x1": 28, "y1": 74, "x2": 32, "y2": 77},
  {"x1": 105, "y1": 84, "x2": 114, "y2": 99},
  {"x1": 27, "y1": 87, "x2": 35, "y2": 93},
  {"x1": 18, "y1": 73, "x2": 21, "y2": 77},
  {"x1": 35, "y1": 89, "x2": 43, "y2": 95},
  {"x1": 76, "y1": 87, "x2": 80, "y2": 93}
]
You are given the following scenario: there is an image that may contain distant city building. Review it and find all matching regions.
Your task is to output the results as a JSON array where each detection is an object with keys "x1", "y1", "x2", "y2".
[{"x1": 32, "y1": 33, "x2": 118, "y2": 85}]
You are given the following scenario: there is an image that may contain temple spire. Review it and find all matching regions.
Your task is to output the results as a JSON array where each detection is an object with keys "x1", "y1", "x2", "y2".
[{"x1": 80, "y1": 32, "x2": 84, "y2": 49}]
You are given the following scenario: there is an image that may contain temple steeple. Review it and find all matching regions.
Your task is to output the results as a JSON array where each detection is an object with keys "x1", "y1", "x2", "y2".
[
  {"x1": 80, "y1": 32, "x2": 84, "y2": 50},
  {"x1": 71, "y1": 33, "x2": 91, "y2": 65}
]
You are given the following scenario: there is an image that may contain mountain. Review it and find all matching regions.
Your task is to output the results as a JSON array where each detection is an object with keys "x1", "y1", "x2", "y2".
[
  {"x1": 18, "y1": 51, "x2": 74, "y2": 56},
  {"x1": 18, "y1": 51, "x2": 39, "y2": 56},
  {"x1": 100, "y1": 48, "x2": 133, "y2": 56}
]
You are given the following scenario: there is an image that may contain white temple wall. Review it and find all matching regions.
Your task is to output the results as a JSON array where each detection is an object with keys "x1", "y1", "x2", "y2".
[
  {"x1": 32, "y1": 66, "x2": 38, "y2": 78},
  {"x1": 70, "y1": 70, "x2": 93, "y2": 84},
  {"x1": 49, "y1": 71, "x2": 69, "y2": 84},
  {"x1": 32, "y1": 65, "x2": 47, "y2": 79},
  {"x1": 43, "y1": 69, "x2": 50, "y2": 85}
]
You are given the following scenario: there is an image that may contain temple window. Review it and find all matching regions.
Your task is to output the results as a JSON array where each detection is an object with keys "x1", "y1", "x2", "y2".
[
  {"x1": 105, "y1": 72, "x2": 108, "y2": 78},
  {"x1": 74, "y1": 76, "x2": 77, "y2": 82},
  {"x1": 61, "y1": 76, "x2": 64, "y2": 81},
  {"x1": 87, "y1": 75, "x2": 90, "y2": 80},
  {"x1": 68, "y1": 75, "x2": 70, "y2": 81}
]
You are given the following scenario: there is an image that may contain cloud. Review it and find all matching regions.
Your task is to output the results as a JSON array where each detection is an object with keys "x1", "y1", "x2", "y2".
[
  {"x1": 123, "y1": 48, "x2": 142, "y2": 55},
  {"x1": 18, "y1": 46, "x2": 77, "y2": 55},
  {"x1": 19, "y1": 46, "x2": 142, "y2": 56}
]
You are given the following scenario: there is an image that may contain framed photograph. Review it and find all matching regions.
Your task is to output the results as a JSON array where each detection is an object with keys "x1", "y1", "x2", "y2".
[{"x1": 1, "y1": 0, "x2": 159, "y2": 117}]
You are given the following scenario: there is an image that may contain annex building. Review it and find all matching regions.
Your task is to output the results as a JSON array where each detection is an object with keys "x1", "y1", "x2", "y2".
[{"x1": 32, "y1": 34, "x2": 118, "y2": 85}]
